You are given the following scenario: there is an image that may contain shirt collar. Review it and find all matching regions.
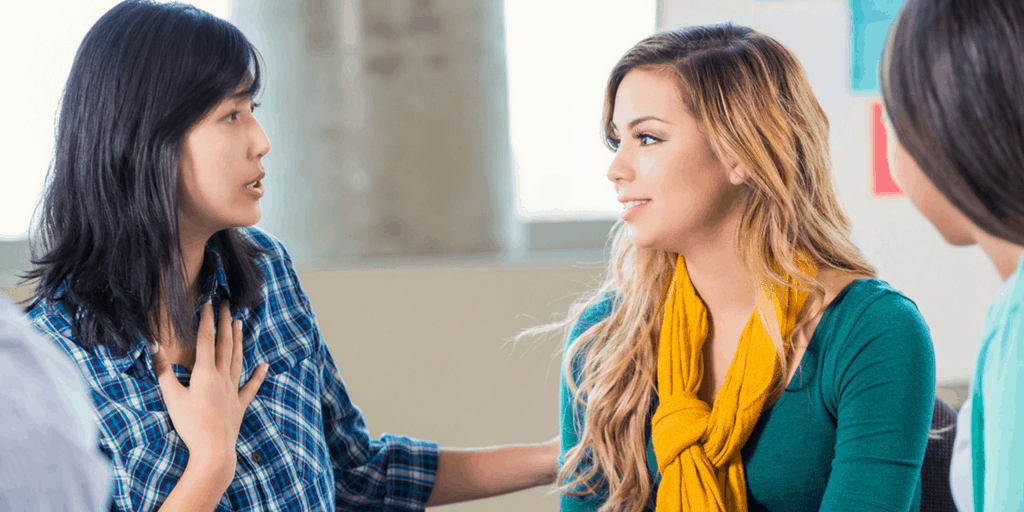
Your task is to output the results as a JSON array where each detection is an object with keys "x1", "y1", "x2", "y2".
[
  {"x1": 199, "y1": 242, "x2": 233, "y2": 305},
  {"x1": 105, "y1": 242, "x2": 235, "y2": 375}
]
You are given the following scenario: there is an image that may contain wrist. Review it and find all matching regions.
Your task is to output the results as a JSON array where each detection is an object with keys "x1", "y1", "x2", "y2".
[
  {"x1": 543, "y1": 440, "x2": 561, "y2": 485},
  {"x1": 526, "y1": 440, "x2": 560, "y2": 486},
  {"x1": 184, "y1": 448, "x2": 236, "y2": 490}
]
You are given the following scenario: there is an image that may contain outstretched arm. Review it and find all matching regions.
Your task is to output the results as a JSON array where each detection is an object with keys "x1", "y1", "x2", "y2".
[{"x1": 425, "y1": 438, "x2": 559, "y2": 506}]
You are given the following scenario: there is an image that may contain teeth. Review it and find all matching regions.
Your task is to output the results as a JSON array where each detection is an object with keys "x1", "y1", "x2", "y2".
[{"x1": 624, "y1": 200, "x2": 649, "y2": 210}]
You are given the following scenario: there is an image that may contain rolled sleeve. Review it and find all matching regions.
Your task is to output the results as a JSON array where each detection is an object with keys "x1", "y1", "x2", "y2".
[{"x1": 318, "y1": 338, "x2": 439, "y2": 511}]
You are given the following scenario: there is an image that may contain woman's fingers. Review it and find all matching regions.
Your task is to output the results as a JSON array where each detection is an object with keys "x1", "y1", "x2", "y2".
[
  {"x1": 215, "y1": 301, "x2": 233, "y2": 373},
  {"x1": 238, "y1": 363, "x2": 269, "y2": 408},
  {"x1": 230, "y1": 319, "x2": 244, "y2": 385},
  {"x1": 194, "y1": 301, "x2": 216, "y2": 369}
]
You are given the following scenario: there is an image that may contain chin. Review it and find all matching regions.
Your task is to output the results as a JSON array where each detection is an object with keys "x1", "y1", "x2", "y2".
[
  {"x1": 922, "y1": 212, "x2": 976, "y2": 246},
  {"x1": 216, "y1": 214, "x2": 261, "y2": 233},
  {"x1": 937, "y1": 230, "x2": 976, "y2": 246},
  {"x1": 626, "y1": 230, "x2": 668, "y2": 252},
  {"x1": 237, "y1": 208, "x2": 262, "y2": 228}
]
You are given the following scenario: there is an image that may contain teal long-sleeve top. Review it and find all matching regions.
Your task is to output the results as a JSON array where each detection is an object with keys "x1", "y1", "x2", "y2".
[{"x1": 559, "y1": 279, "x2": 936, "y2": 512}]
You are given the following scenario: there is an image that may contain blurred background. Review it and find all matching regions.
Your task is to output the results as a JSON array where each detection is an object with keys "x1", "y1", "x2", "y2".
[{"x1": 0, "y1": 0, "x2": 990, "y2": 510}]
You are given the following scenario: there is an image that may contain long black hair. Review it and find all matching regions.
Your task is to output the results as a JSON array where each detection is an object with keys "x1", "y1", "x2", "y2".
[
  {"x1": 24, "y1": 0, "x2": 265, "y2": 356},
  {"x1": 881, "y1": 0, "x2": 1024, "y2": 245}
]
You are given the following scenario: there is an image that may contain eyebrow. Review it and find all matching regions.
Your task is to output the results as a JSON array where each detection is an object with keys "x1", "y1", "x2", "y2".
[{"x1": 610, "y1": 116, "x2": 668, "y2": 131}]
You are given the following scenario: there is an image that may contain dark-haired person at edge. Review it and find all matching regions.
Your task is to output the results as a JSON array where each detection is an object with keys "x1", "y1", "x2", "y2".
[
  {"x1": 22, "y1": 1, "x2": 557, "y2": 510},
  {"x1": 880, "y1": 1, "x2": 1024, "y2": 510},
  {"x1": 533, "y1": 24, "x2": 935, "y2": 512}
]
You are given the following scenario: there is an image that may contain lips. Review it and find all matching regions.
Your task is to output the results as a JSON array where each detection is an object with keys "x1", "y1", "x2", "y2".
[
  {"x1": 620, "y1": 198, "x2": 650, "y2": 220},
  {"x1": 246, "y1": 170, "x2": 266, "y2": 189},
  {"x1": 244, "y1": 170, "x2": 266, "y2": 198}
]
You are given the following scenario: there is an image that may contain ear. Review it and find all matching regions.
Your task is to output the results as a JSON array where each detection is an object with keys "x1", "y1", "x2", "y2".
[
  {"x1": 728, "y1": 162, "x2": 749, "y2": 186},
  {"x1": 721, "y1": 153, "x2": 749, "y2": 186}
]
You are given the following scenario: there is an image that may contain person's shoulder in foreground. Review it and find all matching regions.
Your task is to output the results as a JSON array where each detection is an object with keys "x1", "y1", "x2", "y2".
[
  {"x1": 968, "y1": 253, "x2": 1024, "y2": 511},
  {"x1": 0, "y1": 294, "x2": 111, "y2": 511}
]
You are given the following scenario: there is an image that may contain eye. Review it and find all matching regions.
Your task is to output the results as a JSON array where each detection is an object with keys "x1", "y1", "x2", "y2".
[
  {"x1": 224, "y1": 110, "x2": 240, "y2": 122},
  {"x1": 605, "y1": 134, "x2": 621, "y2": 151},
  {"x1": 250, "y1": 101, "x2": 261, "y2": 113},
  {"x1": 638, "y1": 133, "x2": 662, "y2": 146}
]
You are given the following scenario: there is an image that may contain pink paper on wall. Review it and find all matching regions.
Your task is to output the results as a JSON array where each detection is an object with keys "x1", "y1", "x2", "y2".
[{"x1": 871, "y1": 100, "x2": 903, "y2": 197}]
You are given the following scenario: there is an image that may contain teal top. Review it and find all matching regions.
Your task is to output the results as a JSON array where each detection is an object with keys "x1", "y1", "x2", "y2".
[
  {"x1": 961, "y1": 253, "x2": 1024, "y2": 511},
  {"x1": 559, "y1": 279, "x2": 936, "y2": 512}
]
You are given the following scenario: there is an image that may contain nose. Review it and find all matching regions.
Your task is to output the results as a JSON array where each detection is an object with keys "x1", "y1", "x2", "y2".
[
  {"x1": 251, "y1": 118, "x2": 271, "y2": 160},
  {"x1": 606, "y1": 148, "x2": 634, "y2": 186}
]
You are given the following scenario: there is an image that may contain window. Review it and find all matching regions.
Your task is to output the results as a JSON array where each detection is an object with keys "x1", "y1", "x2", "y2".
[
  {"x1": 0, "y1": 0, "x2": 231, "y2": 241},
  {"x1": 503, "y1": 0, "x2": 658, "y2": 221}
]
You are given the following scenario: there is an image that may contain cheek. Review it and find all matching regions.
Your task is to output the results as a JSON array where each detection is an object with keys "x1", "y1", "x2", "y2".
[
  {"x1": 178, "y1": 140, "x2": 229, "y2": 212},
  {"x1": 887, "y1": 136, "x2": 928, "y2": 206},
  {"x1": 888, "y1": 140, "x2": 976, "y2": 245},
  {"x1": 177, "y1": 150, "x2": 200, "y2": 206}
]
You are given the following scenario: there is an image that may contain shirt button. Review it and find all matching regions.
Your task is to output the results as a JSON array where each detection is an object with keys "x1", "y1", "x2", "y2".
[{"x1": 251, "y1": 452, "x2": 264, "y2": 464}]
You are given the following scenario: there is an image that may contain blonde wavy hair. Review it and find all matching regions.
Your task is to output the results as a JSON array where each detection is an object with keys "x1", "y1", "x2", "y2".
[{"x1": 534, "y1": 24, "x2": 876, "y2": 512}]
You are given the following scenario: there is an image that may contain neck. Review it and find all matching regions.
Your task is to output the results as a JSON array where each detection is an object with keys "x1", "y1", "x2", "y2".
[
  {"x1": 676, "y1": 214, "x2": 758, "y2": 319},
  {"x1": 154, "y1": 228, "x2": 208, "y2": 353},
  {"x1": 177, "y1": 218, "x2": 216, "y2": 294},
  {"x1": 974, "y1": 229, "x2": 1024, "y2": 281}
]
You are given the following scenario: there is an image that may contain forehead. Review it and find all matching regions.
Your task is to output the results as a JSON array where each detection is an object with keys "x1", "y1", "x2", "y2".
[
  {"x1": 611, "y1": 68, "x2": 688, "y2": 125},
  {"x1": 223, "y1": 72, "x2": 257, "y2": 104}
]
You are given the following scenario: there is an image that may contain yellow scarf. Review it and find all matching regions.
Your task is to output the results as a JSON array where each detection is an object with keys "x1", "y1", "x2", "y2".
[{"x1": 652, "y1": 255, "x2": 814, "y2": 511}]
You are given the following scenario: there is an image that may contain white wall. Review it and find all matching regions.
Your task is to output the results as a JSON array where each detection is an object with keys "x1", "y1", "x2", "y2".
[{"x1": 660, "y1": 0, "x2": 1000, "y2": 382}]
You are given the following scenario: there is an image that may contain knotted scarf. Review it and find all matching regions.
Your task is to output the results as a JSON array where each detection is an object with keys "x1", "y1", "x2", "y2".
[{"x1": 652, "y1": 255, "x2": 815, "y2": 511}]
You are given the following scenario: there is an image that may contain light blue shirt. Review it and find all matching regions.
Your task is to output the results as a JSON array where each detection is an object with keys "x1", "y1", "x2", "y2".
[
  {"x1": 0, "y1": 295, "x2": 111, "y2": 511},
  {"x1": 950, "y1": 253, "x2": 1024, "y2": 511}
]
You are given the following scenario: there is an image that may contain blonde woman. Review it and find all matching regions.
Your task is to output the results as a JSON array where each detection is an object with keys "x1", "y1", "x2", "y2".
[{"x1": 553, "y1": 24, "x2": 935, "y2": 512}]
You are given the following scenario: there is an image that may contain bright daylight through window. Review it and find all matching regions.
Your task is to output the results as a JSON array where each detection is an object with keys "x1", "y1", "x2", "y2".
[
  {"x1": 1, "y1": 0, "x2": 231, "y2": 240},
  {"x1": 504, "y1": 0, "x2": 657, "y2": 220}
]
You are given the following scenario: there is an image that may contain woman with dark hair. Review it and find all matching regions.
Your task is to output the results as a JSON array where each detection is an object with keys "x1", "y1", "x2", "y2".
[
  {"x1": 24, "y1": 1, "x2": 557, "y2": 510},
  {"x1": 880, "y1": 0, "x2": 1024, "y2": 510}
]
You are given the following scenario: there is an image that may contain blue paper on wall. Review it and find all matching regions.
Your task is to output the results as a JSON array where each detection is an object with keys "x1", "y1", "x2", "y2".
[{"x1": 848, "y1": 0, "x2": 905, "y2": 93}]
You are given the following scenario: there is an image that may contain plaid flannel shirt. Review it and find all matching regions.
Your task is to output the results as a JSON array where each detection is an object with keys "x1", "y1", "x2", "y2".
[{"x1": 27, "y1": 227, "x2": 439, "y2": 511}]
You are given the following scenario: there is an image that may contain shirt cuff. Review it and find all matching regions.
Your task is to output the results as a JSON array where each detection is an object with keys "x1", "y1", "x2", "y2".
[{"x1": 377, "y1": 433, "x2": 440, "y2": 512}]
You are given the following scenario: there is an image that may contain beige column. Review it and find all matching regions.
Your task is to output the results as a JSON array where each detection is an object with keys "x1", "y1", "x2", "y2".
[{"x1": 232, "y1": 0, "x2": 516, "y2": 267}]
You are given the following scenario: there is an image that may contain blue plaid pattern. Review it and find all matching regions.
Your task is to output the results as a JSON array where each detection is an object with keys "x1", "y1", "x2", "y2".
[{"x1": 27, "y1": 227, "x2": 439, "y2": 511}]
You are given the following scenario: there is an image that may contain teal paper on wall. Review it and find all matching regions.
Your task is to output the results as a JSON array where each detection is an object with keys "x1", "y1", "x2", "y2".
[{"x1": 848, "y1": 0, "x2": 905, "y2": 93}]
